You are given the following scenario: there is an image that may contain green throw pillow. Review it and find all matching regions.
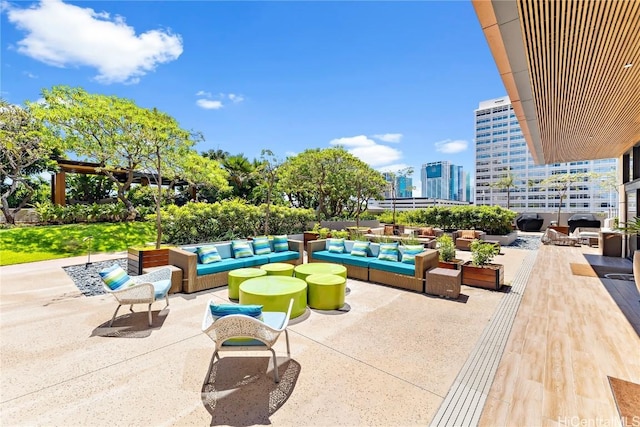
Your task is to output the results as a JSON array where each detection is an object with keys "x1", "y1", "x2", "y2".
[
  {"x1": 378, "y1": 242, "x2": 399, "y2": 262},
  {"x1": 197, "y1": 245, "x2": 222, "y2": 264},
  {"x1": 350, "y1": 241, "x2": 370, "y2": 257},
  {"x1": 252, "y1": 236, "x2": 272, "y2": 255},
  {"x1": 273, "y1": 235, "x2": 288, "y2": 252},
  {"x1": 327, "y1": 238, "x2": 345, "y2": 253},
  {"x1": 232, "y1": 240, "x2": 254, "y2": 258},
  {"x1": 401, "y1": 245, "x2": 424, "y2": 264},
  {"x1": 99, "y1": 264, "x2": 134, "y2": 290}
]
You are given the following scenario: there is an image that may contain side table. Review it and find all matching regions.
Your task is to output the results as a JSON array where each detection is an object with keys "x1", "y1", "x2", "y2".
[
  {"x1": 426, "y1": 267, "x2": 461, "y2": 299},
  {"x1": 142, "y1": 265, "x2": 183, "y2": 294}
]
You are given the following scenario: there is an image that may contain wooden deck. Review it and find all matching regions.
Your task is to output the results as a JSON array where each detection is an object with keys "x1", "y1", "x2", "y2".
[{"x1": 479, "y1": 245, "x2": 640, "y2": 426}]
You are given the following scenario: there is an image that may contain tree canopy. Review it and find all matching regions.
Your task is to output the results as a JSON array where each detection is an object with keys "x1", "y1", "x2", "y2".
[{"x1": 278, "y1": 147, "x2": 386, "y2": 220}]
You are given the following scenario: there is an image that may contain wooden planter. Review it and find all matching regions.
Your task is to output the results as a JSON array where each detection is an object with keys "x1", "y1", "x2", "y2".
[
  {"x1": 303, "y1": 232, "x2": 320, "y2": 247},
  {"x1": 128, "y1": 247, "x2": 170, "y2": 275},
  {"x1": 461, "y1": 261, "x2": 504, "y2": 290},
  {"x1": 438, "y1": 259, "x2": 464, "y2": 270}
]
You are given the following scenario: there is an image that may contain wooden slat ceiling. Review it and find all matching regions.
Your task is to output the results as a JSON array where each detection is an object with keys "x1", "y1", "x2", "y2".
[{"x1": 473, "y1": 0, "x2": 640, "y2": 164}]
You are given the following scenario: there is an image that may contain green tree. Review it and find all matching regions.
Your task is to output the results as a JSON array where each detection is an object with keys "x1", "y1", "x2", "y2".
[
  {"x1": 66, "y1": 175, "x2": 115, "y2": 204},
  {"x1": 0, "y1": 100, "x2": 59, "y2": 224},
  {"x1": 278, "y1": 147, "x2": 386, "y2": 220},
  {"x1": 222, "y1": 154, "x2": 258, "y2": 199},
  {"x1": 254, "y1": 149, "x2": 281, "y2": 235},
  {"x1": 171, "y1": 151, "x2": 229, "y2": 203},
  {"x1": 490, "y1": 172, "x2": 517, "y2": 210},
  {"x1": 541, "y1": 172, "x2": 591, "y2": 224}
]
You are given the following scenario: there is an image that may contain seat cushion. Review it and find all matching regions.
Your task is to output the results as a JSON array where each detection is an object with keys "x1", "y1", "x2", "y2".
[
  {"x1": 241, "y1": 254, "x2": 270, "y2": 267},
  {"x1": 312, "y1": 250, "x2": 372, "y2": 268},
  {"x1": 459, "y1": 230, "x2": 477, "y2": 239},
  {"x1": 99, "y1": 264, "x2": 134, "y2": 290},
  {"x1": 267, "y1": 251, "x2": 299, "y2": 263},
  {"x1": 152, "y1": 279, "x2": 171, "y2": 299},
  {"x1": 369, "y1": 258, "x2": 416, "y2": 276},
  {"x1": 197, "y1": 258, "x2": 246, "y2": 275}
]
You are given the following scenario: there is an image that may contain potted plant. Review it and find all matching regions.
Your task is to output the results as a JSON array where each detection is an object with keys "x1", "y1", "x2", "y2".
[
  {"x1": 436, "y1": 234, "x2": 463, "y2": 270},
  {"x1": 461, "y1": 239, "x2": 504, "y2": 290},
  {"x1": 617, "y1": 217, "x2": 640, "y2": 296}
]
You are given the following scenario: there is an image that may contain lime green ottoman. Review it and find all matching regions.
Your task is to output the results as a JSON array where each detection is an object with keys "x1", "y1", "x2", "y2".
[
  {"x1": 228, "y1": 268, "x2": 267, "y2": 300},
  {"x1": 260, "y1": 262, "x2": 294, "y2": 276},
  {"x1": 239, "y1": 276, "x2": 308, "y2": 318},
  {"x1": 294, "y1": 262, "x2": 347, "y2": 281},
  {"x1": 306, "y1": 274, "x2": 346, "y2": 310}
]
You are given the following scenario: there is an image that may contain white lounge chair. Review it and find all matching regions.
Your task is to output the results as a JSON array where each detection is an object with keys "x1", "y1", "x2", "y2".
[
  {"x1": 201, "y1": 299, "x2": 293, "y2": 383},
  {"x1": 100, "y1": 266, "x2": 171, "y2": 327}
]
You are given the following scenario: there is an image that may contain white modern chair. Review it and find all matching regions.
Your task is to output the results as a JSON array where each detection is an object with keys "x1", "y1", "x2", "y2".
[
  {"x1": 201, "y1": 299, "x2": 293, "y2": 383},
  {"x1": 100, "y1": 266, "x2": 172, "y2": 327}
]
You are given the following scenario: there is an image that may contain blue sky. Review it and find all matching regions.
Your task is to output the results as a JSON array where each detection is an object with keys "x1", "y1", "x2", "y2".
[{"x1": 1, "y1": 0, "x2": 508, "y2": 196}]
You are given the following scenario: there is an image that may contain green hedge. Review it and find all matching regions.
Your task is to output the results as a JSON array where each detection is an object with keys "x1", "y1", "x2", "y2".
[
  {"x1": 377, "y1": 206, "x2": 516, "y2": 235},
  {"x1": 160, "y1": 199, "x2": 315, "y2": 244},
  {"x1": 34, "y1": 201, "x2": 153, "y2": 224}
]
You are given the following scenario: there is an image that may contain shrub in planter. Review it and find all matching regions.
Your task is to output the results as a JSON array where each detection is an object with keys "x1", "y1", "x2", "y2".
[
  {"x1": 436, "y1": 234, "x2": 463, "y2": 269},
  {"x1": 462, "y1": 239, "x2": 504, "y2": 290}
]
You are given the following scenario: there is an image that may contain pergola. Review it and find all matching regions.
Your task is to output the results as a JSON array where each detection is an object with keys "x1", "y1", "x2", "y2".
[{"x1": 52, "y1": 159, "x2": 191, "y2": 206}]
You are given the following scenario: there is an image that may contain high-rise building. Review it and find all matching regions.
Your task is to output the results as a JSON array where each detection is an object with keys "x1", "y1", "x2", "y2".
[
  {"x1": 474, "y1": 97, "x2": 617, "y2": 214},
  {"x1": 382, "y1": 172, "x2": 413, "y2": 198},
  {"x1": 421, "y1": 161, "x2": 465, "y2": 201}
]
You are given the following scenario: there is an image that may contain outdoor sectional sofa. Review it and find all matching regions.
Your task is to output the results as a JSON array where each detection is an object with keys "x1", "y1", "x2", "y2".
[
  {"x1": 169, "y1": 238, "x2": 303, "y2": 293},
  {"x1": 307, "y1": 239, "x2": 439, "y2": 293}
]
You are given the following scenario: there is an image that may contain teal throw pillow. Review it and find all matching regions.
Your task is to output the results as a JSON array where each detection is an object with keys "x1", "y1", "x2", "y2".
[
  {"x1": 401, "y1": 245, "x2": 424, "y2": 264},
  {"x1": 197, "y1": 245, "x2": 221, "y2": 264},
  {"x1": 210, "y1": 303, "x2": 263, "y2": 318},
  {"x1": 378, "y1": 242, "x2": 399, "y2": 262},
  {"x1": 252, "y1": 236, "x2": 272, "y2": 255},
  {"x1": 232, "y1": 240, "x2": 254, "y2": 258},
  {"x1": 350, "y1": 241, "x2": 370, "y2": 257},
  {"x1": 273, "y1": 235, "x2": 288, "y2": 252},
  {"x1": 99, "y1": 264, "x2": 134, "y2": 290},
  {"x1": 328, "y1": 238, "x2": 345, "y2": 253}
]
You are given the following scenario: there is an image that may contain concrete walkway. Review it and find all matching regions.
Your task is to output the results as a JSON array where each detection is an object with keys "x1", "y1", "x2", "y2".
[{"x1": 1, "y1": 248, "x2": 531, "y2": 426}]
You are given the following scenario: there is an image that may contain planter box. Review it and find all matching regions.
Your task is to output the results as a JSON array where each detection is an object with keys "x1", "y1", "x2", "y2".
[
  {"x1": 438, "y1": 259, "x2": 464, "y2": 270},
  {"x1": 461, "y1": 261, "x2": 504, "y2": 290},
  {"x1": 303, "y1": 232, "x2": 320, "y2": 247},
  {"x1": 128, "y1": 247, "x2": 170, "y2": 275}
]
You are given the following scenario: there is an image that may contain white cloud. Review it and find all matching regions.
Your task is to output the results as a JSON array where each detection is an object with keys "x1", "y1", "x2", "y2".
[
  {"x1": 228, "y1": 93, "x2": 244, "y2": 103},
  {"x1": 435, "y1": 139, "x2": 468, "y2": 154},
  {"x1": 196, "y1": 99, "x2": 223, "y2": 110},
  {"x1": 23, "y1": 71, "x2": 37, "y2": 79},
  {"x1": 330, "y1": 135, "x2": 402, "y2": 167},
  {"x1": 5, "y1": 0, "x2": 183, "y2": 84},
  {"x1": 196, "y1": 90, "x2": 212, "y2": 97},
  {"x1": 377, "y1": 163, "x2": 412, "y2": 173},
  {"x1": 372, "y1": 133, "x2": 403, "y2": 143}
]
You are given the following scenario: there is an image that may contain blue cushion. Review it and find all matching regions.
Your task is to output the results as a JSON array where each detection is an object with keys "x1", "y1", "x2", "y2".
[
  {"x1": 378, "y1": 242, "x2": 399, "y2": 262},
  {"x1": 312, "y1": 250, "x2": 372, "y2": 268},
  {"x1": 350, "y1": 241, "x2": 370, "y2": 257},
  {"x1": 268, "y1": 251, "x2": 299, "y2": 263},
  {"x1": 221, "y1": 311, "x2": 287, "y2": 346},
  {"x1": 99, "y1": 264, "x2": 134, "y2": 290},
  {"x1": 152, "y1": 279, "x2": 171, "y2": 299},
  {"x1": 232, "y1": 240, "x2": 254, "y2": 258},
  {"x1": 369, "y1": 258, "x2": 415, "y2": 275},
  {"x1": 210, "y1": 303, "x2": 263, "y2": 318},
  {"x1": 328, "y1": 238, "x2": 345, "y2": 253},
  {"x1": 241, "y1": 254, "x2": 270, "y2": 267},
  {"x1": 400, "y1": 245, "x2": 424, "y2": 265},
  {"x1": 197, "y1": 245, "x2": 221, "y2": 264},
  {"x1": 196, "y1": 258, "x2": 246, "y2": 275},
  {"x1": 273, "y1": 235, "x2": 288, "y2": 252},
  {"x1": 252, "y1": 236, "x2": 272, "y2": 255}
]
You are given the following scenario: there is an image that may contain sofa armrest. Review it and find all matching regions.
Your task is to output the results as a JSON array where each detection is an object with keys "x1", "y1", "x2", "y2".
[
  {"x1": 169, "y1": 248, "x2": 197, "y2": 291},
  {"x1": 414, "y1": 249, "x2": 439, "y2": 279},
  {"x1": 288, "y1": 238, "x2": 304, "y2": 264},
  {"x1": 307, "y1": 239, "x2": 327, "y2": 262}
]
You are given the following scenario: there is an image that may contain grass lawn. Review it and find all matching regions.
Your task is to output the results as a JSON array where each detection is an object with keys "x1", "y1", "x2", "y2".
[{"x1": 0, "y1": 222, "x2": 156, "y2": 266}]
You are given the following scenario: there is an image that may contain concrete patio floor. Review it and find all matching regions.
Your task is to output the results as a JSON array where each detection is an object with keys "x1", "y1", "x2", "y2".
[{"x1": 1, "y1": 241, "x2": 638, "y2": 426}]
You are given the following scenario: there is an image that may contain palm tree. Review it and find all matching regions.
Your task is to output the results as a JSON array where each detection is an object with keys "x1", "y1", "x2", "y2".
[
  {"x1": 222, "y1": 154, "x2": 257, "y2": 198},
  {"x1": 490, "y1": 173, "x2": 516, "y2": 210}
]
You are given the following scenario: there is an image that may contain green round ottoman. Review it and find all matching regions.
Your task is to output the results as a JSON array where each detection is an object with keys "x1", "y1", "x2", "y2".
[
  {"x1": 294, "y1": 263, "x2": 347, "y2": 281},
  {"x1": 306, "y1": 274, "x2": 346, "y2": 310},
  {"x1": 239, "y1": 276, "x2": 308, "y2": 318},
  {"x1": 228, "y1": 268, "x2": 267, "y2": 300},
  {"x1": 260, "y1": 262, "x2": 294, "y2": 276}
]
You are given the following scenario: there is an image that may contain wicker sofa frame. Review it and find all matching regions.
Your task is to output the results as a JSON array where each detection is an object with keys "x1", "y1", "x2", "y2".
[
  {"x1": 169, "y1": 239, "x2": 304, "y2": 294},
  {"x1": 307, "y1": 239, "x2": 439, "y2": 293}
]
